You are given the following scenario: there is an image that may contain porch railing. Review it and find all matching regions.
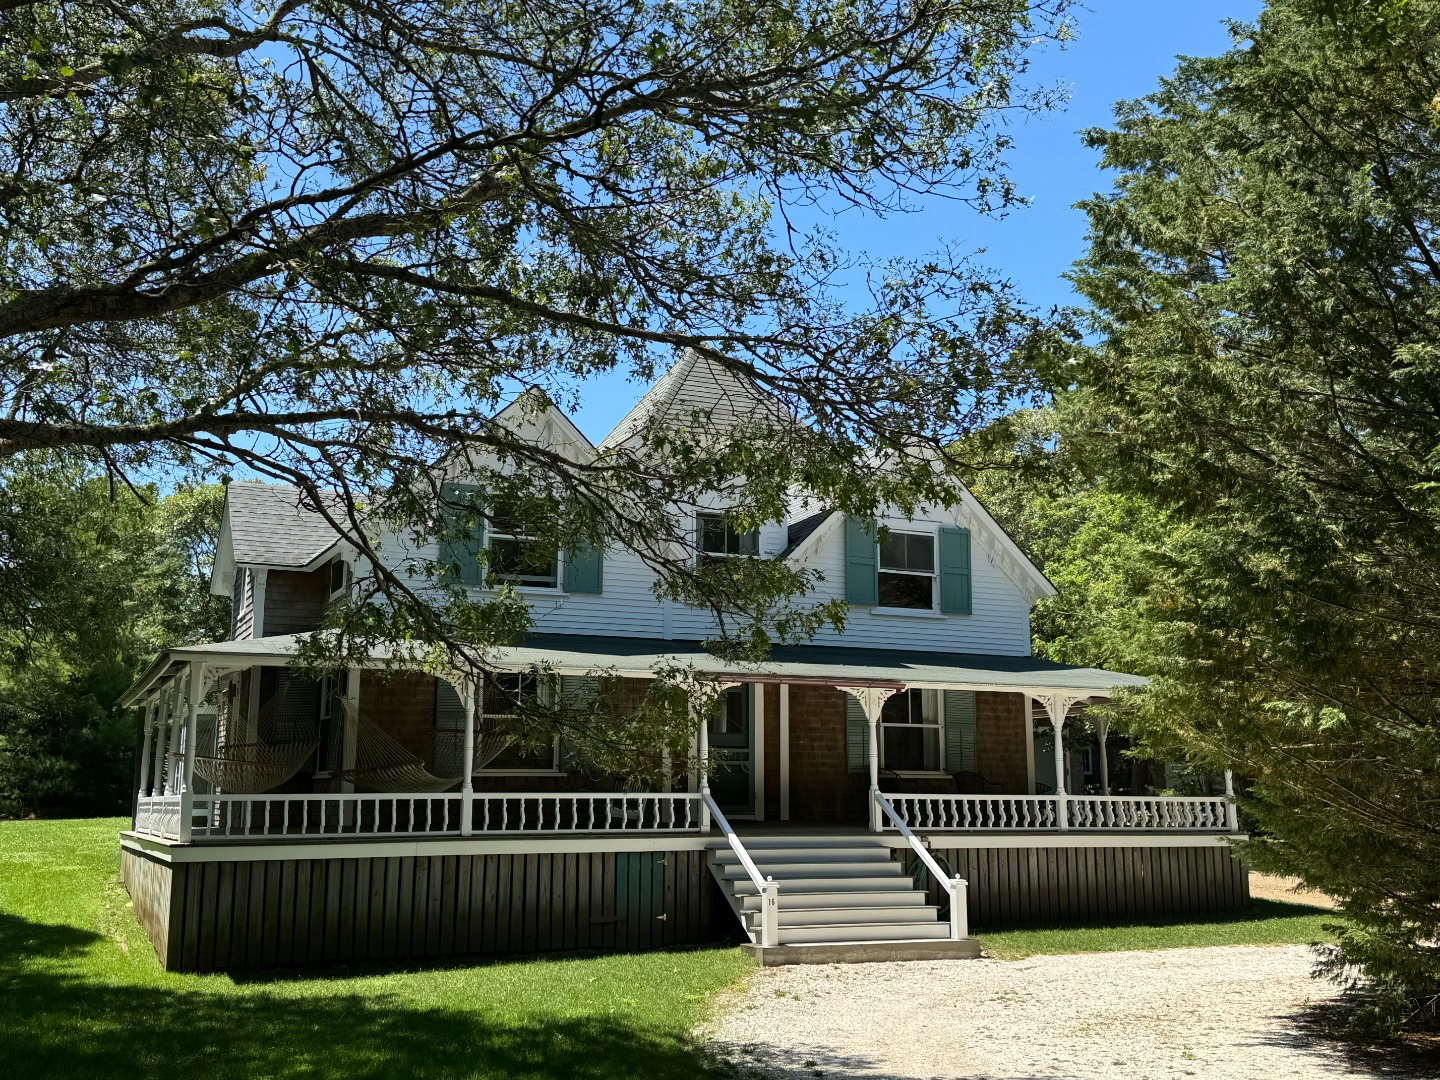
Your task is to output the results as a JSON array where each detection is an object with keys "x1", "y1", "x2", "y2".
[
  {"x1": 134, "y1": 794, "x2": 184, "y2": 840},
  {"x1": 872, "y1": 791, "x2": 967, "y2": 940},
  {"x1": 881, "y1": 792, "x2": 1236, "y2": 833},
  {"x1": 133, "y1": 792, "x2": 704, "y2": 841}
]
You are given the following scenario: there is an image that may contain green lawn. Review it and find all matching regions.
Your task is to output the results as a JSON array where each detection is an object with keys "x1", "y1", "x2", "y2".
[
  {"x1": 0, "y1": 817, "x2": 753, "y2": 1080},
  {"x1": 974, "y1": 898, "x2": 1340, "y2": 960},
  {"x1": 0, "y1": 818, "x2": 1343, "y2": 1079}
]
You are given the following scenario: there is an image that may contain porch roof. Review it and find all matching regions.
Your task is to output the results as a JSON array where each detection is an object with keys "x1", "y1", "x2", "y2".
[{"x1": 121, "y1": 632, "x2": 1148, "y2": 706}]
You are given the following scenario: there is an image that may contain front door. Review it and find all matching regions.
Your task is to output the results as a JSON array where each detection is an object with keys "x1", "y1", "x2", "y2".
[{"x1": 708, "y1": 685, "x2": 754, "y2": 816}]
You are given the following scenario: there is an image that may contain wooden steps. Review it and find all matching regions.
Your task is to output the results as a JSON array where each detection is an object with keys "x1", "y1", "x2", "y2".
[{"x1": 706, "y1": 833, "x2": 965, "y2": 960}]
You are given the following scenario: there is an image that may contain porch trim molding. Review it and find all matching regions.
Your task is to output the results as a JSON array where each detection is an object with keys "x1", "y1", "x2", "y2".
[{"x1": 122, "y1": 829, "x2": 1245, "y2": 866}]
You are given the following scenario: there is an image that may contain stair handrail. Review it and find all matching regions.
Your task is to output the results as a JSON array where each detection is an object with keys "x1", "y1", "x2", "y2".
[
  {"x1": 702, "y1": 790, "x2": 780, "y2": 948},
  {"x1": 873, "y1": 789, "x2": 968, "y2": 941}
]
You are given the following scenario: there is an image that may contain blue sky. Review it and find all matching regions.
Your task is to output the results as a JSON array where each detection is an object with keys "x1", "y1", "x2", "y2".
[{"x1": 569, "y1": 0, "x2": 1263, "y2": 440}]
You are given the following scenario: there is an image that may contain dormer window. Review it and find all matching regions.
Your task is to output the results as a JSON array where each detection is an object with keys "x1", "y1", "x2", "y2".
[
  {"x1": 697, "y1": 512, "x2": 758, "y2": 566},
  {"x1": 878, "y1": 531, "x2": 935, "y2": 610},
  {"x1": 488, "y1": 501, "x2": 559, "y2": 588},
  {"x1": 327, "y1": 556, "x2": 351, "y2": 599}
]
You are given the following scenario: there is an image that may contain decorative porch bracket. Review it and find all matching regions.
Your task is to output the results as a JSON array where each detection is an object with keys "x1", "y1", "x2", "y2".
[
  {"x1": 837, "y1": 685, "x2": 901, "y2": 833},
  {"x1": 1038, "y1": 692, "x2": 1090, "y2": 834}
]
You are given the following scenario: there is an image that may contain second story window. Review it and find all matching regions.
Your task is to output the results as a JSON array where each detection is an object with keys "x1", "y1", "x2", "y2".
[
  {"x1": 488, "y1": 501, "x2": 559, "y2": 588},
  {"x1": 327, "y1": 557, "x2": 351, "y2": 599},
  {"x1": 697, "y1": 512, "x2": 758, "y2": 567},
  {"x1": 878, "y1": 531, "x2": 935, "y2": 609}
]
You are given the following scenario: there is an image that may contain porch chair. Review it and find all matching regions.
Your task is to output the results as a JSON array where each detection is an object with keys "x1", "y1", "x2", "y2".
[{"x1": 951, "y1": 769, "x2": 1005, "y2": 795}]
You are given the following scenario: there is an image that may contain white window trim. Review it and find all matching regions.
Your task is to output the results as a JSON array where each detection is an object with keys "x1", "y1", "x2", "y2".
[
  {"x1": 878, "y1": 688, "x2": 944, "y2": 775},
  {"x1": 475, "y1": 675, "x2": 565, "y2": 774},
  {"x1": 326, "y1": 557, "x2": 352, "y2": 601},
  {"x1": 486, "y1": 516, "x2": 562, "y2": 590},
  {"x1": 695, "y1": 511, "x2": 759, "y2": 565},
  {"x1": 876, "y1": 528, "x2": 938, "y2": 612}
]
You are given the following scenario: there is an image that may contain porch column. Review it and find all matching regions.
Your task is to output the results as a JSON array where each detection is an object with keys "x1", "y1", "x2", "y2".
[
  {"x1": 164, "y1": 675, "x2": 185, "y2": 795},
  {"x1": 136, "y1": 700, "x2": 155, "y2": 804},
  {"x1": 778, "y1": 683, "x2": 791, "y2": 821},
  {"x1": 340, "y1": 667, "x2": 360, "y2": 795},
  {"x1": 1224, "y1": 769, "x2": 1238, "y2": 832},
  {"x1": 752, "y1": 682, "x2": 765, "y2": 822},
  {"x1": 459, "y1": 676, "x2": 476, "y2": 837},
  {"x1": 1047, "y1": 694, "x2": 1069, "y2": 832},
  {"x1": 182, "y1": 662, "x2": 207, "y2": 794},
  {"x1": 838, "y1": 686, "x2": 900, "y2": 832},
  {"x1": 1094, "y1": 712, "x2": 1111, "y2": 797},
  {"x1": 693, "y1": 697, "x2": 711, "y2": 833},
  {"x1": 150, "y1": 689, "x2": 170, "y2": 797},
  {"x1": 178, "y1": 663, "x2": 205, "y2": 842}
]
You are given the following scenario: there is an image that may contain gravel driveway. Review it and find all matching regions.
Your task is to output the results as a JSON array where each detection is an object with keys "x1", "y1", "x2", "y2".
[{"x1": 705, "y1": 945, "x2": 1433, "y2": 1079}]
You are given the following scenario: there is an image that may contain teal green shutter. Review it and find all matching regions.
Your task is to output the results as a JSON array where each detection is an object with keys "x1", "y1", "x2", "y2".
[
  {"x1": 558, "y1": 675, "x2": 601, "y2": 769},
  {"x1": 844, "y1": 516, "x2": 878, "y2": 606},
  {"x1": 939, "y1": 526, "x2": 972, "y2": 615},
  {"x1": 439, "y1": 483, "x2": 485, "y2": 586},
  {"x1": 563, "y1": 544, "x2": 603, "y2": 594},
  {"x1": 943, "y1": 690, "x2": 976, "y2": 773},
  {"x1": 845, "y1": 694, "x2": 870, "y2": 773}
]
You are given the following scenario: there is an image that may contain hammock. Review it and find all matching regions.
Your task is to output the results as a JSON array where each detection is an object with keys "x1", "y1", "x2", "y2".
[
  {"x1": 335, "y1": 699, "x2": 518, "y2": 793},
  {"x1": 193, "y1": 677, "x2": 321, "y2": 793}
]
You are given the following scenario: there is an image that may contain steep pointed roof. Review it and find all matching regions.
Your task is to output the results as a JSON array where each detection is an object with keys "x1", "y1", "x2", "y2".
[{"x1": 599, "y1": 349, "x2": 786, "y2": 450}]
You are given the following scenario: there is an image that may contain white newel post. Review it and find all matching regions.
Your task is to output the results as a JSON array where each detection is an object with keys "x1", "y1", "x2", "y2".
[
  {"x1": 1224, "y1": 768, "x2": 1238, "y2": 832},
  {"x1": 838, "y1": 685, "x2": 900, "y2": 833},
  {"x1": 1048, "y1": 694, "x2": 1069, "y2": 832},
  {"x1": 460, "y1": 676, "x2": 476, "y2": 837}
]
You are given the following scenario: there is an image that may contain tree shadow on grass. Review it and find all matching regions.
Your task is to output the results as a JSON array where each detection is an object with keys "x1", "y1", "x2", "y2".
[{"x1": 0, "y1": 912, "x2": 747, "y2": 1080}]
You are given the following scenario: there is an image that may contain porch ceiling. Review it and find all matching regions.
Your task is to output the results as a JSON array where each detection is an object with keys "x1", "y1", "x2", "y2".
[{"x1": 121, "y1": 632, "x2": 1147, "y2": 706}]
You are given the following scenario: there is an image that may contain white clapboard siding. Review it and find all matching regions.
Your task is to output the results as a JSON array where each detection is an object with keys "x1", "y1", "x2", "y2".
[{"x1": 370, "y1": 500, "x2": 1034, "y2": 655}]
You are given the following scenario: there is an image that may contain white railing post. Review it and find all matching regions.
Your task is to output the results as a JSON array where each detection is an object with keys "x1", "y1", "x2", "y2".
[
  {"x1": 1224, "y1": 769, "x2": 1238, "y2": 832},
  {"x1": 951, "y1": 877, "x2": 968, "y2": 940},
  {"x1": 163, "y1": 677, "x2": 184, "y2": 794}
]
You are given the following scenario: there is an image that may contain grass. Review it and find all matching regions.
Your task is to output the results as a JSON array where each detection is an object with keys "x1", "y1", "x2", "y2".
[
  {"x1": 0, "y1": 817, "x2": 753, "y2": 1080},
  {"x1": 1, "y1": 818, "x2": 1346, "y2": 1079},
  {"x1": 974, "y1": 897, "x2": 1341, "y2": 961}
]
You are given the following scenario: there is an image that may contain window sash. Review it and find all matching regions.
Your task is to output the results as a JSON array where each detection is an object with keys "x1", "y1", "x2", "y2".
[
  {"x1": 879, "y1": 690, "x2": 943, "y2": 771},
  {"x1": 476, "y1": 675, "x2": 558, "y2": 772},
  {"x1": 697, "y1": 512, "x2": 758, "y2": 559}
]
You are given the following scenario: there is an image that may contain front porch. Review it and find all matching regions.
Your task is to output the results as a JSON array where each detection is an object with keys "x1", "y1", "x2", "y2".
[
  {"x1": 124, "y1": 632, "x2": 1238, "y2": 847},
  {"x1": 118, "y1": 634, "x2": 1246, "y2": 970}
]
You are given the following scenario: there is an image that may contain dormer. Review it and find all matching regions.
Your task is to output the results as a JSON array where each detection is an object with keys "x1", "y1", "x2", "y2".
[{"x1": 210, "y1": 483, "x2": 350, "y2": 639}]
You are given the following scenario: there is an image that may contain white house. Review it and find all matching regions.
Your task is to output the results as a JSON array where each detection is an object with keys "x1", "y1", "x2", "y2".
[{"x1": 119, "y1": 352, "x2": 1244, "y2": 973}]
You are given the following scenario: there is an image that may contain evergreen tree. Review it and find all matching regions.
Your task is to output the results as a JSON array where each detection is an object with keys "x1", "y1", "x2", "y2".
[{"x1": 1062, "y1": 0, "x2": 1440, "y2": 1028}]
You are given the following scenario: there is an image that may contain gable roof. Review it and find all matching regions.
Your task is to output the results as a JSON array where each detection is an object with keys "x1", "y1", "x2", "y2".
[
  {"x1": 224, "y1": 482, "x2": 345, "y2": 569},
  {"x1": 599, "y1": 349, "x2": 786, "y2": 450},
  {"x1": 782, "y1": 509, "x2": 834, "y2": 558}
]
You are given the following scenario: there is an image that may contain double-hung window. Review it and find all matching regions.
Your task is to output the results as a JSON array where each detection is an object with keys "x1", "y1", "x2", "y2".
[
  {"x1": 480, "y1": 674, "x2": 560, "y2": 772},
  {"x1": 878, "y1": 531, "x2": 935, "y2": 610},
  {"x1": 880, "y1": 689, "x2": 943, "y2": 772},
  {"x1": 488, "y1": 501, "x2": 559, "y2": 589},
  {"x1": 697, "y1": 512, "x2": 758, "y2": 566},
  {"x1": 327, "y1": 556, "x2": 351, "y2": 600}
]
